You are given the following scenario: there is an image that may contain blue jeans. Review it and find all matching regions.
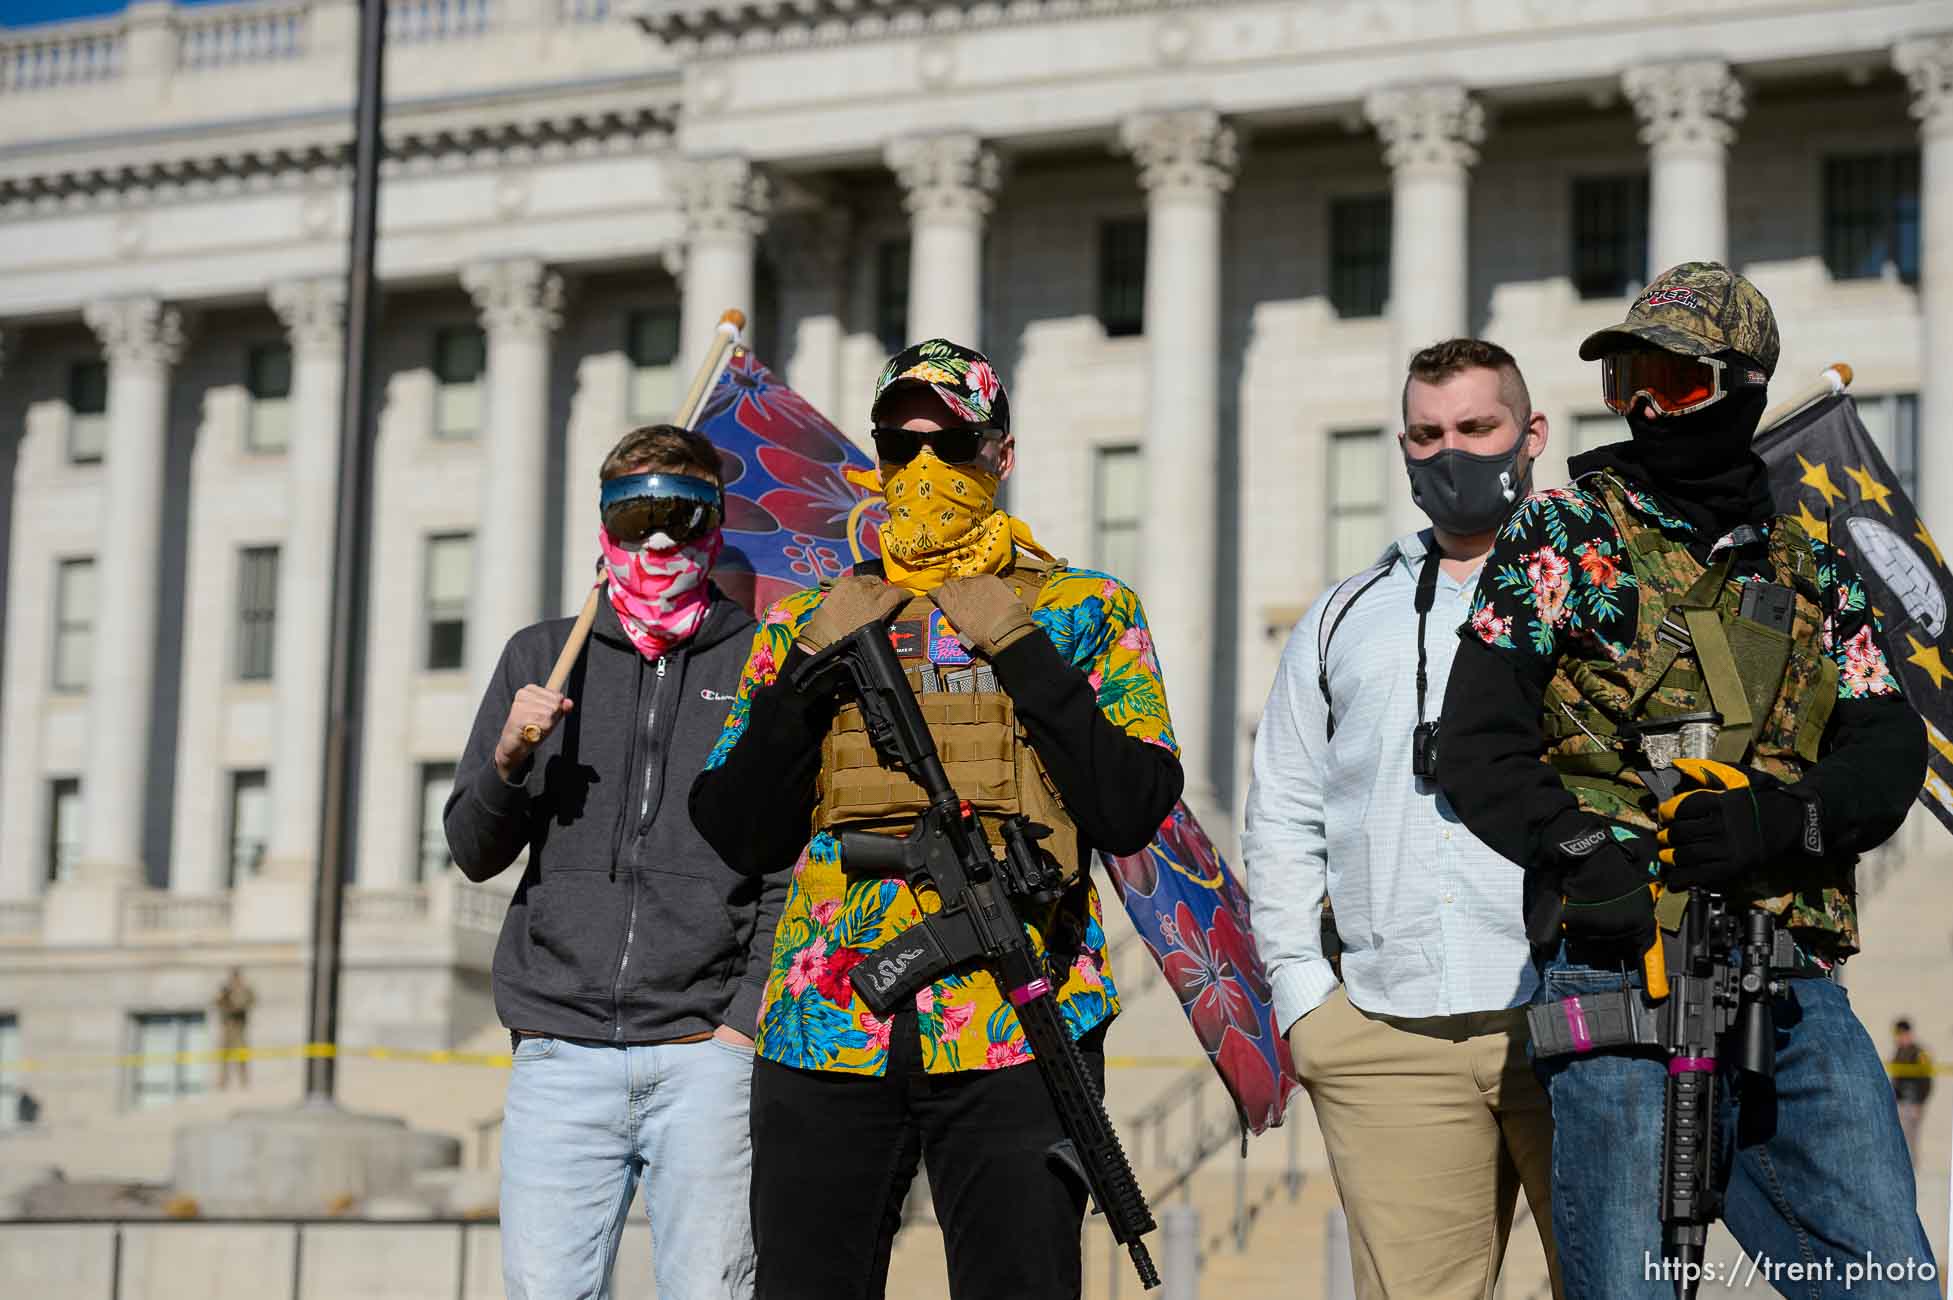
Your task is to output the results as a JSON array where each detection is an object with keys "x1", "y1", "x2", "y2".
[
  {"x1": 1535, "y1": 949, "x2": 1939, "y2": 1298},
  {"x1": 500, "y1": 1034, "x2": 757, "y2": 1300}
]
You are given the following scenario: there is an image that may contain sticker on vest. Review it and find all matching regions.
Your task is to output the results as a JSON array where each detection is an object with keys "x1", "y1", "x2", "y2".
[
  {"x1": 928, "y1": 609, "x2": 974, "y2": 666},
  {"x1": 888, "y1": 619, "x2": 925, "y2": 658}
]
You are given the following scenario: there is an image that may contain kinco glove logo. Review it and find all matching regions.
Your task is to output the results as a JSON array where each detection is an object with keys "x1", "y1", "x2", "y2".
[{"x1": 1558, "y1": 829, "x2": 1609, "y2": 858}]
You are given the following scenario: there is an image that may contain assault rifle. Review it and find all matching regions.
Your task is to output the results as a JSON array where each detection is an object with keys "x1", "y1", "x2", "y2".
[
  {"x1": 1530, "y1": 891, "x2": 1796, "y2": 1300},
  {"x1": 789, "y1": 622, "x2": 1161, "y2": 1289}
]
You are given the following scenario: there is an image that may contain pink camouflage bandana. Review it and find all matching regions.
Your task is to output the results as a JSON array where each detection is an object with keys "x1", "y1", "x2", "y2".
[{"x1": 598, "y1": 526, "x2": 724, "y2": 661}]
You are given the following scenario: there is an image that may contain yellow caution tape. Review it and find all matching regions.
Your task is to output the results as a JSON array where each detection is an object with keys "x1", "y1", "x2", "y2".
[{"x1": 5, "y1": 1045, "x2": 1214, "y2": 1075}]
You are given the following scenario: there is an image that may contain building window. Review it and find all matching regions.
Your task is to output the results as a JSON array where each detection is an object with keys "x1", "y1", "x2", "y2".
[
  {"x1": 424, "y1": 533, "x2": 472, "y2": 672},
  {"x1": 1329, "y1": 195, "x2": 1392, "y2": 320},
  {"x1": 1093, "y1": 446, "x2": 1144, "y2": 579},
  {"x1": 0, "y1": 1015, "x2": 21, "y2": 1131},
  {"x1": 128, "y1": 1012, "x2": 210, "y2": 1110},
  {"x1": 875, "y1": 240, "x2": 912, "y2": 355},
  {"x1": 1571, "y1": 175, "x2": 1649, "y2": 300},
  {"x1": 52, "y1": 557, "x2": 94, "y2": 692},
  {"x1": 1328, "y1": 429, "x2": 1388, "y2": 577},
  {"x1": 1855, "y1": 392, "x2": 1919, "y2": 504},
  {"x1": 626, "y1": 307, "x2": 681, "y2": 422},
  {"x1": 418, "y1": 762, "x2": 457, "y2": 883},
  {"x1": 433, "y1": 327, "x2": 487, "y2": 439},
  {"x1": 68, "y1": 360, "x2": 108, "y2": 465},
  {"x1": 46, "y1": 778, "x2": 81, "y2": 885},
  {"x1": 245, "y1": 344, "x2": 293, "y2": 453},
  {"x1": 1571, "y1": 412, "x2": 1624, "y2": 462},
  {"x1": 227, "y1": 770, "x2": 269, "y2": 888},
  {"x1": 1097, "y1": 218, "x2": 1147, "y2": 339},
  {"x1": 235, "y1": 546, "x2": 279, "y2": 682},
  {"x1": 1824, "y1": 153, "x2": 1920, "y2": 284}
]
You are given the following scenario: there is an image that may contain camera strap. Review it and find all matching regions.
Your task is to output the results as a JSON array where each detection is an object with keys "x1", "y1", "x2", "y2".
[{"x1": 1414, "y1": 546, "x2": 1441, "y2": 728}]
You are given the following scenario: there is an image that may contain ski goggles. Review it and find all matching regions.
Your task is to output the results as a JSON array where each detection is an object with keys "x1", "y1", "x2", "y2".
[
  {"x1": 599, "y1": 472, "x2": 724, "y2": 548},
  {"x1": 1600, "y1": 351, "x2": 1764, "y2": 418},
  {"x1": 870, "y1": 425, "x2": 1000, "y2": 467}
]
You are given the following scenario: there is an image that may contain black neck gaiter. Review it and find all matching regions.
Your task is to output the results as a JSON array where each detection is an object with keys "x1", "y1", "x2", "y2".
[{"x1": 1568, "y1": 388, "x2": 1773, "y2": 538}]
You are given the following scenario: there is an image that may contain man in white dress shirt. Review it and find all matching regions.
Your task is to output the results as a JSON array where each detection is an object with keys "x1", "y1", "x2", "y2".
[{"x1": 1243, "y1": 338, "x2": 1561, "y2": 1299}]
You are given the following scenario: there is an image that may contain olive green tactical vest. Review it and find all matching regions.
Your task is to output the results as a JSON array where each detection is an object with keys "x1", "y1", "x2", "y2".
[
  {"x1": 810, "y1": 557, "x2": 1085, "y2": 889},
  {"x1": 1540, "y1": 473, "x2": 1859, "y2": 954}
]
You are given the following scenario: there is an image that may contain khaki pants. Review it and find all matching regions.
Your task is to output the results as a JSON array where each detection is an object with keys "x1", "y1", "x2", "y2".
[{"x1": 1289, "y1": 987, "x2": 1561, "y2": 1300}]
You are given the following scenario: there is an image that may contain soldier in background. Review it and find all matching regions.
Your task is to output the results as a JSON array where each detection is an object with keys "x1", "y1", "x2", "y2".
[
  {"x1": 1890, "y1": 1018, "x2": 1935, "y2": 1164},
  {"x1": 215, "y1": 967, "x2": 255, "y2": 1090}
]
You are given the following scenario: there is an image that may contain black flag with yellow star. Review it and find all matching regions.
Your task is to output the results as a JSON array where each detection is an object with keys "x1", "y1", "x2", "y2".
[{"x1": 1754, "y1": 391, "x2": 1953, "y2": 832}]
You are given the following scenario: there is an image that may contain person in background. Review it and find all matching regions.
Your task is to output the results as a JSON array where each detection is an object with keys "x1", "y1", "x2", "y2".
[
  {"x1": 1890, "y1": 1018, "x2": 1935, "y2": 1164},
  {"x1": 215, "y1": 966, "x2": 255, "y2": 1090}
]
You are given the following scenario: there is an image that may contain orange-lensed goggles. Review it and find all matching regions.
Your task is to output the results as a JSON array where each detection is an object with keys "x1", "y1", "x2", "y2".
[{"x1": 1601, "y1": 352, "x2": 1754, "y2": 418}]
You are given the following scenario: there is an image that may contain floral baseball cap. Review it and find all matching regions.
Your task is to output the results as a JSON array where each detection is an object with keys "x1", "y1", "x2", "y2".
[{"x1": 870, "y1": 338, "x2": 1011, "y2": 434}]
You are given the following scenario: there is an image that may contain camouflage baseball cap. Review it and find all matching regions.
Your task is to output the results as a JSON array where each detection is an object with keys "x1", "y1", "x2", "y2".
[
  {"x1": 871, "y1": 338, "x2": 1010, "y2": 433},
  {"x1": 1578, "y1": 261, "x2": 1780, "y2": 378}
]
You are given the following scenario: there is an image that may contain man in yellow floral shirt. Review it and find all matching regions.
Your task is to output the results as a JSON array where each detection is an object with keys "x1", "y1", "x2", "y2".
[{"x1": 690, "y1": 338, "x2": 1182, "y2": 1300}]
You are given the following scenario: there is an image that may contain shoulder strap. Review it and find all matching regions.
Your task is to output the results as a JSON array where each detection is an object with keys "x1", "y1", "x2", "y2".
[{"x1": 1317, "y1": 560, "x2": 1395, "y2": 741}]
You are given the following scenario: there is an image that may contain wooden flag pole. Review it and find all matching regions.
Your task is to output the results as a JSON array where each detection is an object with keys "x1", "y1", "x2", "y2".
[
  {"x1": 1758, "y1": 361, "x2": 1854, "y2": 436},
  {"x1": 519, "y1": 309, "x2": 748, "y2": 742}
]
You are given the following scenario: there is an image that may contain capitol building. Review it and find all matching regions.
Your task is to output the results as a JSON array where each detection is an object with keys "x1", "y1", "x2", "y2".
[{"x1": 0, "y1": 0, "x2": 1948, "y2": 1158}]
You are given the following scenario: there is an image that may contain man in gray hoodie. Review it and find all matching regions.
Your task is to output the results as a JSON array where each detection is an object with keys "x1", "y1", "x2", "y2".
[{"x1": 445, "y1": 424, "x2": 778, "y2": 1300}]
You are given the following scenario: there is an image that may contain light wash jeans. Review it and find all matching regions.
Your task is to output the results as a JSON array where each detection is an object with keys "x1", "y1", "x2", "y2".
[{"x1": 500, "y1": 1033, "x2": 757, "y2": 1300}]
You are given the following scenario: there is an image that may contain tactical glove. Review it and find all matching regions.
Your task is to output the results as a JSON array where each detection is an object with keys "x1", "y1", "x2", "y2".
[
  {"x1": 1655, "y1": 757, "x2": 1816, "y2": 892},
  {"x1": 1548, "y1": 815, "x2": 1659, "y2": 953},
  {"x1": 796, "y1": 575, "x2": 906, "y2": 656},
  {"x1": 927, "y1": 574, "x2": 1039, "y2": 657}
]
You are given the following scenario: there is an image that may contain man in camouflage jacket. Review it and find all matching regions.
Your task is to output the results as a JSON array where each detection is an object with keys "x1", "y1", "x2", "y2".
[{"x1": 1437, "y1": 263, "x2": 1937, "y2": 1297}]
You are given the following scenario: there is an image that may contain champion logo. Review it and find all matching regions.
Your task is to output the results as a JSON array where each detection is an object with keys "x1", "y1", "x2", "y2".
[
  {"x1": 699, "y1": 688, "x2": 735, "y2": 702},
  {"x1": 1640, "y1": 287, "x2": 1702, "y2": 310}
]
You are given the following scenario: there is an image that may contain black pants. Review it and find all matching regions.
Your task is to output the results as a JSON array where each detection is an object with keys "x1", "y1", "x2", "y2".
[{"x1": 750, "y1": 1012, "x2": 1107, "y2": 1300}]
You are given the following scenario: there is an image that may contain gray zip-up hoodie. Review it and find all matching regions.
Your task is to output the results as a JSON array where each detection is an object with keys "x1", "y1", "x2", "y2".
[{"x1": 444, "y1": 589, "x2": 780, "y2": 1043}]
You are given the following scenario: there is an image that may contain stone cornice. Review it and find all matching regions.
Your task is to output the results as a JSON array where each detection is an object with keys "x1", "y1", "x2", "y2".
[
  {"x1": 0, "y1": 99, "x2": 675, "y2": 220},
  {"x1": 636, "y1": 0, "x2": 1218, "y2": 58},
  {"x1": 84, "y1": 295, "x2": 187, "y2": 366},
  {"x1": 1894, "y1": 33, "x2": 1953, "y2": 136},
  {"x1": 1623, "y1": 59, "x2": 1745, "y2": 154}
]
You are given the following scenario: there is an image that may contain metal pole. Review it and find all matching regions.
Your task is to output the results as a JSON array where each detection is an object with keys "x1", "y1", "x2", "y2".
[
  {"x1": 1160, "y1": 1204, "x2": 1199, "y2": 1300},
  {"x1": 304, "y1": 0, "x2": 386, "y2": 1103}
]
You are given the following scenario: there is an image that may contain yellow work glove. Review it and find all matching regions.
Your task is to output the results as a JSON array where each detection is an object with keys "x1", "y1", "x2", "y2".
[
  {"x1": 796, "y1": 575, "x2": 906, "y2": 656},
  {"x1": 927, "y1": 574, "x2": 1039, "y2": 657}
]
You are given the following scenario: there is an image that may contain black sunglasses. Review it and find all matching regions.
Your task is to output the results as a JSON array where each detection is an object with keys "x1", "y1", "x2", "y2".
[{"x1": 870, "y1": 425, "x2": 998, "y2": 467}]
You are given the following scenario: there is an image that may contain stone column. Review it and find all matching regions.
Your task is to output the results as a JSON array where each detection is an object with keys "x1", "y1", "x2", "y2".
[
  {"x1": 886, "y1": 133, "x2": 1001, "y2": 347},
  {"x1": 1366, "y1": 84, "x2": 1486, "y2": 539},
  {"x1": 259, "y1": 277, "x2": 345, "y2": 883},
  {"x1": 672, "y1": 157, "x2": 770, "y2": 377},
  {"x1": 770, "y1": 207, "x2": 853, "y2": 425},
  {"x1": 1119, "y1": 108, "x2": 1239, "y2": 823},
  {"x1": 461, "y1": 257, "x2": 563, "y2": 689},
  {"x1": 1624, "y1": 59, "x2": 1745, "y2": 274},
  {"x1": 1899, "y1": 35, "x2": 1953, "y2": 543},
  {"x1": 71, "y1": 296, "x2": 184, "y2": 889}
]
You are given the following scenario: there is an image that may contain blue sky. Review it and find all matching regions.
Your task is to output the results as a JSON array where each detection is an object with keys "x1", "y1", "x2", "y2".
[{"x1": 4, "y1": 0, "x2": 235, "y2": 28}]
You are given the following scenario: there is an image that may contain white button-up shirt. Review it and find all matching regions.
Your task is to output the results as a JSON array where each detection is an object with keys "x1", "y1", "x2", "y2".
[{"x1": 1242, "y1": 529, "x2": 1538, "y2": 1030}]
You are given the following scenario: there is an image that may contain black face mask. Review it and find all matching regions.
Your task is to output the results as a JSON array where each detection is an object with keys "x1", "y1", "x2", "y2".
[
  {"x1": 1404, "y1": 440, "x2": 1531, "y2": 536},
  {"x1": 1580, "y1": 386, "x2": 1773, "y2": 536}
]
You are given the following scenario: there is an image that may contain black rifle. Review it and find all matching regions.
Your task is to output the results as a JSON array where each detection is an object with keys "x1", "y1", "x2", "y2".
[
  {"x1": 1529, "y1": 892, "x2": 1795, "y2": 1300},
  {"x1": 790, "y1": 622, "x2": 1161, "y2": 1289}
]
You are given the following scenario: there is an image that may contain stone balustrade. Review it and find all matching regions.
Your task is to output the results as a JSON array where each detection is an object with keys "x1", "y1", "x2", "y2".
[
  {"x1": 0, "y1": 15, "x2": 122, "y2": 92},
  {"x1": 176, "y1": 0, "x2": 312, "y2": 69},
  {"x1": 0, "y1": 899, "x2": 44, "y2": 943},
  {"x1": 123, "y1": 891, "x2": 233, "y2": 941}
]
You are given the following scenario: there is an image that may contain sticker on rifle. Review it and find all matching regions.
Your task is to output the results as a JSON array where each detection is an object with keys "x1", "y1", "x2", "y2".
[
  {"x1": 927, "y1": 609, "x2": 973, "y2": 665},
  {"x1": 887, "y1": 619, "x2": 925, "y2": 659}
]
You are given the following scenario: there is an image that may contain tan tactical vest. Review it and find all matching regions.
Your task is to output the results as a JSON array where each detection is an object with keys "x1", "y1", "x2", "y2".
[
  {"x1": 810, "y1": 558, "x2": 1085, "y2": 885},
  {"x1": 1540, "y1": 473, "x2": 1850, "y2": 941}
]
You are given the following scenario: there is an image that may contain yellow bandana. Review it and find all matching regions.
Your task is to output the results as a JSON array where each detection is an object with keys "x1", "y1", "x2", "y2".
[{"x1": 872, "y1": 449, "x2": 1052, "y2": 593}]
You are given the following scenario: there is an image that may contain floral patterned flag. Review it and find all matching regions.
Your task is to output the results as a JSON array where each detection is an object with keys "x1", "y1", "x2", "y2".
[
  {"x1": 1103, "y1": 807, "x2": 1301, "y2": 1136},
  {"x1": 694, "y1": 346, "x2": 886, "y2": 616},
  {"x1": 1754, "y1": 391, "x2": 1953, "y2": 833},
  {"x1": 699, "y1": 346, "x2": 1299, "y2": 1132}
]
